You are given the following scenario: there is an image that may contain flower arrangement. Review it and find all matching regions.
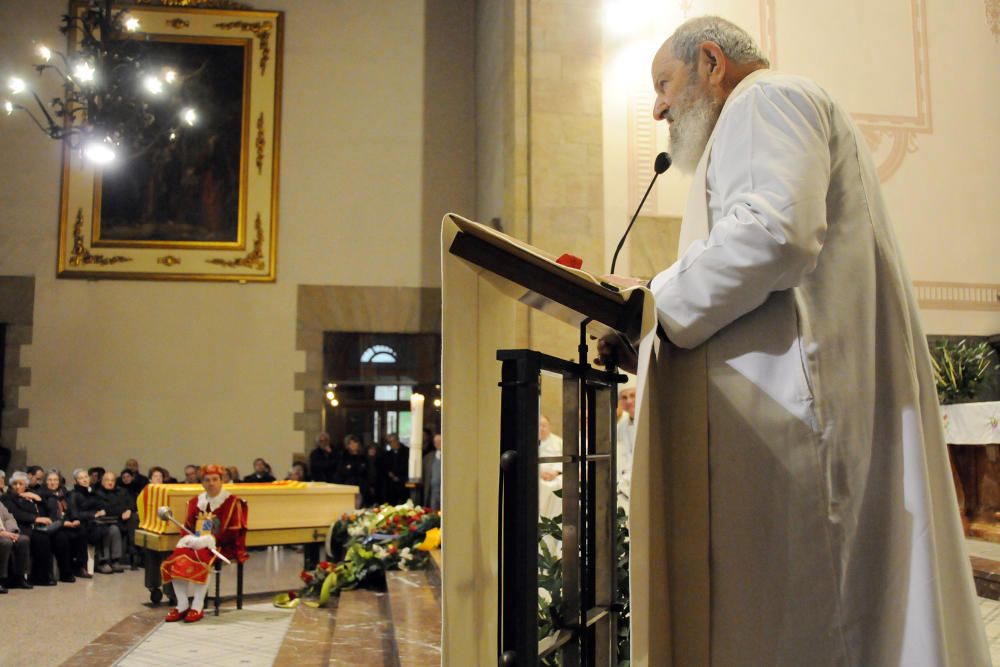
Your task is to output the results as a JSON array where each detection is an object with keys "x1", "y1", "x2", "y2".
[
  {"x1": 929, "y1": 338, "x2": 996, "y2": 404},
  {"x1": 274, "y1": 500, "x2": 441, "y2": 609}
]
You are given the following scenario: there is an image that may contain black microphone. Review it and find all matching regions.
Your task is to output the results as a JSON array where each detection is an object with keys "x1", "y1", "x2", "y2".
[{"x1": 609, "y1": 151, "x2": 671, "y2": 274}]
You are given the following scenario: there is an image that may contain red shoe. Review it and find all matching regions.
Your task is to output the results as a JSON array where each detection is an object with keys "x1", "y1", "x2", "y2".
[
  {"x1": 164, "y1": 608, "x2": 183, "y2": 622},
  {"x1": 184, "y1": 609, "x2": 204, "y2": 623}
]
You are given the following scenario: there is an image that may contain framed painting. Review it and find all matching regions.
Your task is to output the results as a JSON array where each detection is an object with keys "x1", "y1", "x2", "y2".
[{"x1": 57, "y1": 2, "x2": 282, "y2": 281}]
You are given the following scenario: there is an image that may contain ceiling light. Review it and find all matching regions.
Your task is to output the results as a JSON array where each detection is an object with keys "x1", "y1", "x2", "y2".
[{"x1": 83, "y1": 141, "x2": 116, "y2": 164}]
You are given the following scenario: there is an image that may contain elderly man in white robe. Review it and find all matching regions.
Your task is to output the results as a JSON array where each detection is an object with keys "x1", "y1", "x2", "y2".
[
  {"x1": 600, "y1": 15, "x2": 989, "y2": 667},
  {"x1": 616, "y1": 376, "x2": 637, "y2": 513}
]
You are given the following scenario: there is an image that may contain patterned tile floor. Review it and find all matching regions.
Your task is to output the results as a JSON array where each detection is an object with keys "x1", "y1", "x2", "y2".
[
  {"x1": 979, "y1": 596, "x2": 1000, "y2": 665},
  {"x1": 115, "y1": 603, "x2": 295, "y2": 666}
]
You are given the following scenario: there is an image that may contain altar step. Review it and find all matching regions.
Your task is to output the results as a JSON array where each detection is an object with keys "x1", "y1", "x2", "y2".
[{"x1": 276, "y1": 550, "x2": 442, "y2": 666}]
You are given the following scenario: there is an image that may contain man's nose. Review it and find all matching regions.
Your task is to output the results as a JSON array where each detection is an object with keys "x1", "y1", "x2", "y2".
[{"x1": 653, "y1": 99, "x2": 668, "y2": 121}]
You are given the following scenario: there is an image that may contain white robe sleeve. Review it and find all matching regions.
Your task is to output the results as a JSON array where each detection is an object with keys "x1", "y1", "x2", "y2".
[{"x1": 649, "y1": 82, "x2": 832, "y2": 349}]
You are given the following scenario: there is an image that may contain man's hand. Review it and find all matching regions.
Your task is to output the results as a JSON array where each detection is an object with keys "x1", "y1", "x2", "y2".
[
  {"x1": 22, "y1": 491, "x2": 42, "y2": 502},
  {"x1": 35, "y1": 516, "x2": 52, "y2": 526},
  {"x1": 540, "y1": 470, "x2": 560, "y2": 482},
  {"x1": 595, "y1": 333, "x2": 638, "y2": 374},
  {"x1": 122, "y1": 509, "x2": 132, "y2": 520}
]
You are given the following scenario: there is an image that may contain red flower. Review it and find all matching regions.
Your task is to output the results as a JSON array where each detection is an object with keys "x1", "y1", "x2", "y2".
[
  {"x1": 388, "y1": 544, "x2": 398, "y2": 555},
  {"x1": 300, "y1": 570, "x2": 314, "y2": 584},
  {"x1": 288, "y1": 591, "x2": 297, "y2": 600},
  {"x1": 318, "y1": 561, "x2": 331, "y2": 571},
  {"x1": 409, "y1": 524, "x2": 417, "y2": 532}
]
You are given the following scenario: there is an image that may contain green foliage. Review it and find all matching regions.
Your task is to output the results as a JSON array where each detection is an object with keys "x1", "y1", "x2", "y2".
[
  {"x1": 929, "y1": 338, "x2": 995, "y2": 404},
  {"x1": 537, "y1": 506, "x2": 631, "y2": 667}
]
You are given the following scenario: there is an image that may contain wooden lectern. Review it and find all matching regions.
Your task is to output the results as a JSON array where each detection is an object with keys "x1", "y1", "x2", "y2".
[{"x1": 441, "y1": 214, "x2": 711, "y2": 667}]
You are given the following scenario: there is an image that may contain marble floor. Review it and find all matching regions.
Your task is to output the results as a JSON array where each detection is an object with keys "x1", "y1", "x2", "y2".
[
  {"x1": 5, "y1": 544, "x2": 1000, "y2": 665},
  {"x1": 0, "y1": 546, "x2": 303, "y2": 666}
]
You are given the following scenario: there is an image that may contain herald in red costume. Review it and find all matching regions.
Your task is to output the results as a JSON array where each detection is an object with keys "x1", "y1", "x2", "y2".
[{"x1": 161, "y1": 468, "x2": 248, "y2": 587}]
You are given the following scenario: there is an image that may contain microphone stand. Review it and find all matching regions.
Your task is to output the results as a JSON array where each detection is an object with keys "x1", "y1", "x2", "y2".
[{"x1": 609, "y1": 151, "x2": 671, "y2": 275}]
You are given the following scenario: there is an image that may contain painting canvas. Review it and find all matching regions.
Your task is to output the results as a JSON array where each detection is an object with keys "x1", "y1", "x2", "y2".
[{"x1": 57, "y1": 4, "x2": 282, "y2": 281}]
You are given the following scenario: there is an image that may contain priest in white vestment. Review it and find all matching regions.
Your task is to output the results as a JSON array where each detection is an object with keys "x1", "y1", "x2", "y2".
[
  {"x1": 601, "y1": 16, "x2": 990, "y2": 667},
  {"x1": 617, "y1": 376, "x2": 637, "y2": 513},
  {"x1": 538, "y1": 415, "x2": 564, "y2": 521}
]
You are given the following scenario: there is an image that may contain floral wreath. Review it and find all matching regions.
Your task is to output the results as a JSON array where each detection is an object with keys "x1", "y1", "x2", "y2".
[{"x1": 274, "y1": 500, "x2": 441, "y2": 608}]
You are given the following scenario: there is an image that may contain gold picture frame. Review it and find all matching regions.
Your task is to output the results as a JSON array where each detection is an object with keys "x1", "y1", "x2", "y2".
[{"x1": 57, "y1": 3, "x2": 282, "y2": 282}]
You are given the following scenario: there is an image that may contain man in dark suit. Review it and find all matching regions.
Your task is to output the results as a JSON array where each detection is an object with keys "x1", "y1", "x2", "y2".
[{"x1": 379, "y1": 433, "x2": 409, "y2": 505}]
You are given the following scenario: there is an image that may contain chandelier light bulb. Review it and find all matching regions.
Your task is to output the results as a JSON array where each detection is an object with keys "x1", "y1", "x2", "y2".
[
  {"x1": 169, "y1": 131, "x2": 176, "y2": 141},
  {"x1": 36, "y1": 45, "x2": 52, "y2": 62},
  {"x1": 124, "y1": 17, "x2": 140, "y2": 32},
  {"x1": 8, "y1": 77, "x2": 26, "y2": 94},
  {"x1": 73, "y1": 62, "x2": 95, "y2": 83},
  {"x1": 325, "y1": 391, "x2": 335, "y2": 400},
  {"x1": 433, "y1": 398, "x2": 442, "y2": 408},
  {"x1": 163, "y1": 69, "x2": 177, "y2": 84},
  {"x1": 143, "y1": 75, "x2": 164, "y2": 95},
  {"x1": 83, "y1": 140, "x2": 116, "y2": 164},
  {"x1": 331, "y1": 399, "x2": 339, "y2": 407},
  {"x1": 3, "y1": 100, "x2": 13, "y2": 115},
  {"x1": 181, "y1": 107, "x2": 197, "y2": 126}
]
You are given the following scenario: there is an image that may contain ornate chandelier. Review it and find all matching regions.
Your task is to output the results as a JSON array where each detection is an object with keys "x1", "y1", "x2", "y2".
[{"x1": 3, "y1": 0, "x2": 198, "y2": 165}]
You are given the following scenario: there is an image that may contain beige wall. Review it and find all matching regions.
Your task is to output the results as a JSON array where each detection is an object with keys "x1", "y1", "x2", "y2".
[
  {"x1": 602, "y1": 0, "x2": 1000, "y2": 335},
  {"x1": 0, "y1": 0, "x2": 474, "y2": 476}
]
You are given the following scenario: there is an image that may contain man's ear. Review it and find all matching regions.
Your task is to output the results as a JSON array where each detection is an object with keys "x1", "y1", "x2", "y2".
[{"x1": 699, "y1": 41, "x2": 726, "y2": 85}]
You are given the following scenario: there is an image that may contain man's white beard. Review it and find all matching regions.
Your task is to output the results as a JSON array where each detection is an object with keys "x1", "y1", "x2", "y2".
[{"x1": 668, "y1": 79, "x2": 722, "y2": 174}]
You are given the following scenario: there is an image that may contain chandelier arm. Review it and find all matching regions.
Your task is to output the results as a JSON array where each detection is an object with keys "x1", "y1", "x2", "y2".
[
  {"x1": 36, "y1": 62, "x2": 73, "y2": 85},
  {"x1": 14, "y1": 105, "x2": 55, "y2": 137},
  {"x1": 28, "y1": 89, "x2": 59, "y2": 133}
]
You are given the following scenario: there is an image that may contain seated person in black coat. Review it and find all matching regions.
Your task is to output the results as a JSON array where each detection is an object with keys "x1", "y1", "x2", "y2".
[
  {"x1": 1, "y1": 471, "x2": 72, "y2": 585},
  {"x1": 94, "y1": 470, "x2": 136, "y2": 573},
  {"x1": 69, "y1": 468, "x2": 117, "y2": 574},
  {"x1": 243, "y1": 458, "x2": 276, "y2": 483},
  {"x1": 42, "y1": 469, "x2": 91, "y2": 580}
]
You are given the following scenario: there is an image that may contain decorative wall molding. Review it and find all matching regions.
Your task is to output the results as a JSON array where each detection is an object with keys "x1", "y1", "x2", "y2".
[
  {"x1": 987, "y1": 0, "x2": 1000, "y2": 40},
  {"x1": 914, "y1": 281, "x2": 1000, "y2": 311},
  {"x1": 758, "y1": 0, "x2": 933, "y2": 182}
]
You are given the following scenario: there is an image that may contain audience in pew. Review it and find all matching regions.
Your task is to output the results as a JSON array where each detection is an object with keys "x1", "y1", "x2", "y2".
[
  {"x1": 95, "y1": 471, "x2": 136, "y2": 572},
  {"x1": 43, "y1": 470, "x2": 91, "y2": 580},
  {"x1": 1, "y1": 442, "x2": 443, "y2": 593},
  {"x1": 69, "y1": 468, "x2": 120, "y2": 575},
  {"x1": 2, "y1": 470, "x2": 72, "y2": 585},
  {"x1": 147, "y1": 466, "x2": 172, "y2": 485},
  {"x1": 286, "y1": 461, "x2": 309, "y2": 482},
  {"x1": 0, "y1": 499, "x2": 30, "y2": 592},
  {"x1": 244, "y1": 458, "x2": 276, "y2": 483}
]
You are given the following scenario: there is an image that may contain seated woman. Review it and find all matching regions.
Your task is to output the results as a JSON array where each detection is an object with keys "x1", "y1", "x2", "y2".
[
  {"x1": 1, "y1": 471, "x2": 73, "y2": 585},
  {"x1": 42, "y1": 470, "x2": 91, "y2": 580},
  {"x1": 94, "y1": 471, "x2": 135, "y2": 573},
  {"x1": 68, "y1": 468, "x2": 116, "y2": 574},
  {"x1": 161, "y1": 464, "x2": 248, "y2": 623},
  {"x1": 147, "y1": 466, "x2": 168, "y2": 485}
]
